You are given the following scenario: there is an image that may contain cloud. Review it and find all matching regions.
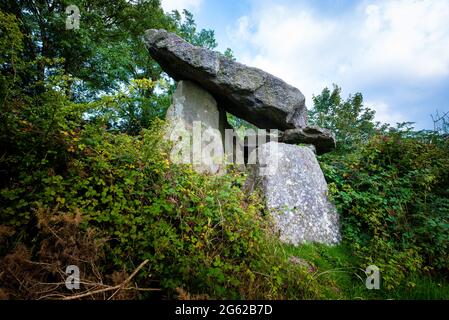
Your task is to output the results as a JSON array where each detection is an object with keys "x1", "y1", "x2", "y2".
[
  {"x1": 226, "y1": 0, "x2": 449, "y2": 126},
  {"x1": 161, "y1": 0, "x2": 203, "y2": 13},
  {"x1": 356, "y1": 0, "x2": 449, "y2": 79},
  {"x1": 366, "y1": 101, "x2": 406, "y2": 125}
]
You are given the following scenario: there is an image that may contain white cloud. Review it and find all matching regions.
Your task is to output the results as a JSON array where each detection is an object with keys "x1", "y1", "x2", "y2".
[
  {"x1": 356, "y1": 0, "x2": 449, "y2": 79},
  {"x1": 367, "y1": 101, "x2": 406, "y2": 125},
  {"x1": 225, "y1": 0, "x2": 449, "y2": 125},
  {"x1": 232, "y1": 16, "x2": 251, "y2": 40},
  {"x1": 161, "y1": 0, "x2": 203, "y2": 13}
]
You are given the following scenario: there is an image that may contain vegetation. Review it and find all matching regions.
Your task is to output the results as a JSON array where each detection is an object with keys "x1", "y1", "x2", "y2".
[
  {"x1": 310, "y1": 87, "x2": 449, "y2": 297},
  {"x1": 0, "y1": 2, "x2": 448, "y2": 300}
]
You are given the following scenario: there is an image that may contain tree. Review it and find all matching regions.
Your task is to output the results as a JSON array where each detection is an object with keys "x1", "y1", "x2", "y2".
[
  {"x1": 168, "y1": 9, "x2": 217, "y2": 50},
  {"x1": 431, "y1": 110, "x2": 449, "y2": 135},
  {"x1": 0, "y1": 2, "x2": 221, "y2": 135},
  {"x1": 309, "y1": 85, "x2": 378, "y2": 151},
  {"x1": 223, "y1": 48, "x2": 236, "y2": 61},
  {"x1": 1, "y1": 0, "x2": 172, "y2": 95}
]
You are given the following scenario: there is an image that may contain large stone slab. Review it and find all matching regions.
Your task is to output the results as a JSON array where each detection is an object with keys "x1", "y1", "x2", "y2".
[
  {"x1": 246, "y1": 142, "x2": 341, "y2": 245},
  {"x1": 166, "y1": 80, "x2": 224, "y2": 174},
  {"x1": 144, "y1": 29, "x2": 307, "y2": 131}
]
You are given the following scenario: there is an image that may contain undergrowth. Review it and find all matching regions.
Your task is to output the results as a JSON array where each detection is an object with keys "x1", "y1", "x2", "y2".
[{"x1": 0, "y1": 118, "x2": 332, "y2": 299}]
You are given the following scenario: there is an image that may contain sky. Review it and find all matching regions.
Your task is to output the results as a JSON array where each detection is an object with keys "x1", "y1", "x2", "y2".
[{"x1": 161, "y1": 0, "x2": 449, "y2": 130}]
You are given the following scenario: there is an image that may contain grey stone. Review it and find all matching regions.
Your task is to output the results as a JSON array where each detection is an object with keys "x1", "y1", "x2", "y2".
[
  {"x1": 242, "y1": 130, "x2": 280, "y2": 164},
  {"x1": 165, "y1": 80, "x2": 224, "y2": 174},
  {"x1": 246, "y1": 142, "x2": 341, "y2": 245},
  {"x1": 280, "y1": 126, "x2": 336, "y2": 154},
  {"x1": 305, "y1": 144, "x2": 317, "y2": 154},
  {"x1": 144, "y1": 29, "x2": 307, "y2": 131}
]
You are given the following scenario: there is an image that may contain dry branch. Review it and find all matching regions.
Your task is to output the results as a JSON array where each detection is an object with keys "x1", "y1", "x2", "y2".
[{"x1": 63, "y1": 259, "x2": 158, "y2": 300}]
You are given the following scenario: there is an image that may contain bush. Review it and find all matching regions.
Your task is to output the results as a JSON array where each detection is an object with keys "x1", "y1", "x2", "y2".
[
  {"x1": 321, "y1": 127, "x2": 449, "y2": 289},
  {"x1": 0, "y1": 12, "x2": 326, "y2": 299},
  {"x1": 1, "y1": 111, "x2": 328, "y2": 299}
]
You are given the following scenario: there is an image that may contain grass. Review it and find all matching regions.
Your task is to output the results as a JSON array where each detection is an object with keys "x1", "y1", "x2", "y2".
[{"x1": 283, "y1": 243, "x2": 449, "y2": 300}]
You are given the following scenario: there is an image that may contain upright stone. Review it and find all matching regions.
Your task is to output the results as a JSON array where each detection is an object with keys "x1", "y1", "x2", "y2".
[
  {"x1": 246, "y1": 142, "x2": 341, "y2": 245},
  {"x1": 166, "y1": 80, "x2": 224, "y2": 174}
]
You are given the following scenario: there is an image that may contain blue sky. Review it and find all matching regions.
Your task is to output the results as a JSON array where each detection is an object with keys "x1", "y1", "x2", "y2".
[{"x1": 161, "y1": 0, "x2": 449, "y2": 130}]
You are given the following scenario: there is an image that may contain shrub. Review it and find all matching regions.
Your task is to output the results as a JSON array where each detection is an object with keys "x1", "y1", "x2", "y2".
[
  {"x1": 1, "y1": 112, "x2": 327, "y2": 299},
  {"x1": 321, "y1": 127, "x2": 449, "y2": 289}
]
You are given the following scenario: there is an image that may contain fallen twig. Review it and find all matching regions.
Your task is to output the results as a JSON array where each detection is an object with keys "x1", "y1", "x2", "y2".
[{"x1": 63, "y1": 259, "x2": 155, "y2": 300}]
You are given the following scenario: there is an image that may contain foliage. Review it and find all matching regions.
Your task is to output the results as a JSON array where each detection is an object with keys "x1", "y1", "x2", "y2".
[
  {"x1": 0, "y1": 9, "x2": 328, "y2": 299},
  {"x1": 168, "y1": 9, "x2": 217, "y2": 50},
  {"x1": 286, "y1": 243, "x2": 449, "y2": 299},
  {"x1": 321, "y1": 126, "x2": 449, "y2": 290},
  {"x1": 0, "y1": 2, "x2": 227, "y2": 135},
  {"x1": 2, "y1": 0, "x2": 169, "y2": 95},
  {"x1": 431, "y1": 110, "x2": 449, "y2": 135},
  {"x1": 1, "y1": 4, "x2": 448, "y2": 300},
  {"x1": 307, "y1": 84, "x2": 449, "y2": 293},
  {"x1": 223, "y1": 48, "x2": 236, "y2": 61},
  {"x1": 227, "y1": 113, "x2": 257, "y2": 131},
  {"x1": 0, "y1": 99, "x2": 325, "y2": 299},
  {"x1": 309, "y1": 85, "x2": 382, "y2": 151}
]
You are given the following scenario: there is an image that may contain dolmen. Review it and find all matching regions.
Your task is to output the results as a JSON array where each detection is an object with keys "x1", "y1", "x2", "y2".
[{"x1": 144, "y1": 29, "x2": 340, "y2": 245}]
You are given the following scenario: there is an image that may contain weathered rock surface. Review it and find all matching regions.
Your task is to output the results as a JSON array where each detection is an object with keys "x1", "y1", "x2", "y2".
[
  {"x1": 246, "y1": 142, "x2": 341, "y2": 245},
  {"x1": 165, "y1": 80, "x2": 224, "y2": 174},
  {"x1": 280, "y1": 126, "x2": 336, "y2": 154},
  {"x1": 144, "y1": 29, "x2": 307, "y2": 130}
]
